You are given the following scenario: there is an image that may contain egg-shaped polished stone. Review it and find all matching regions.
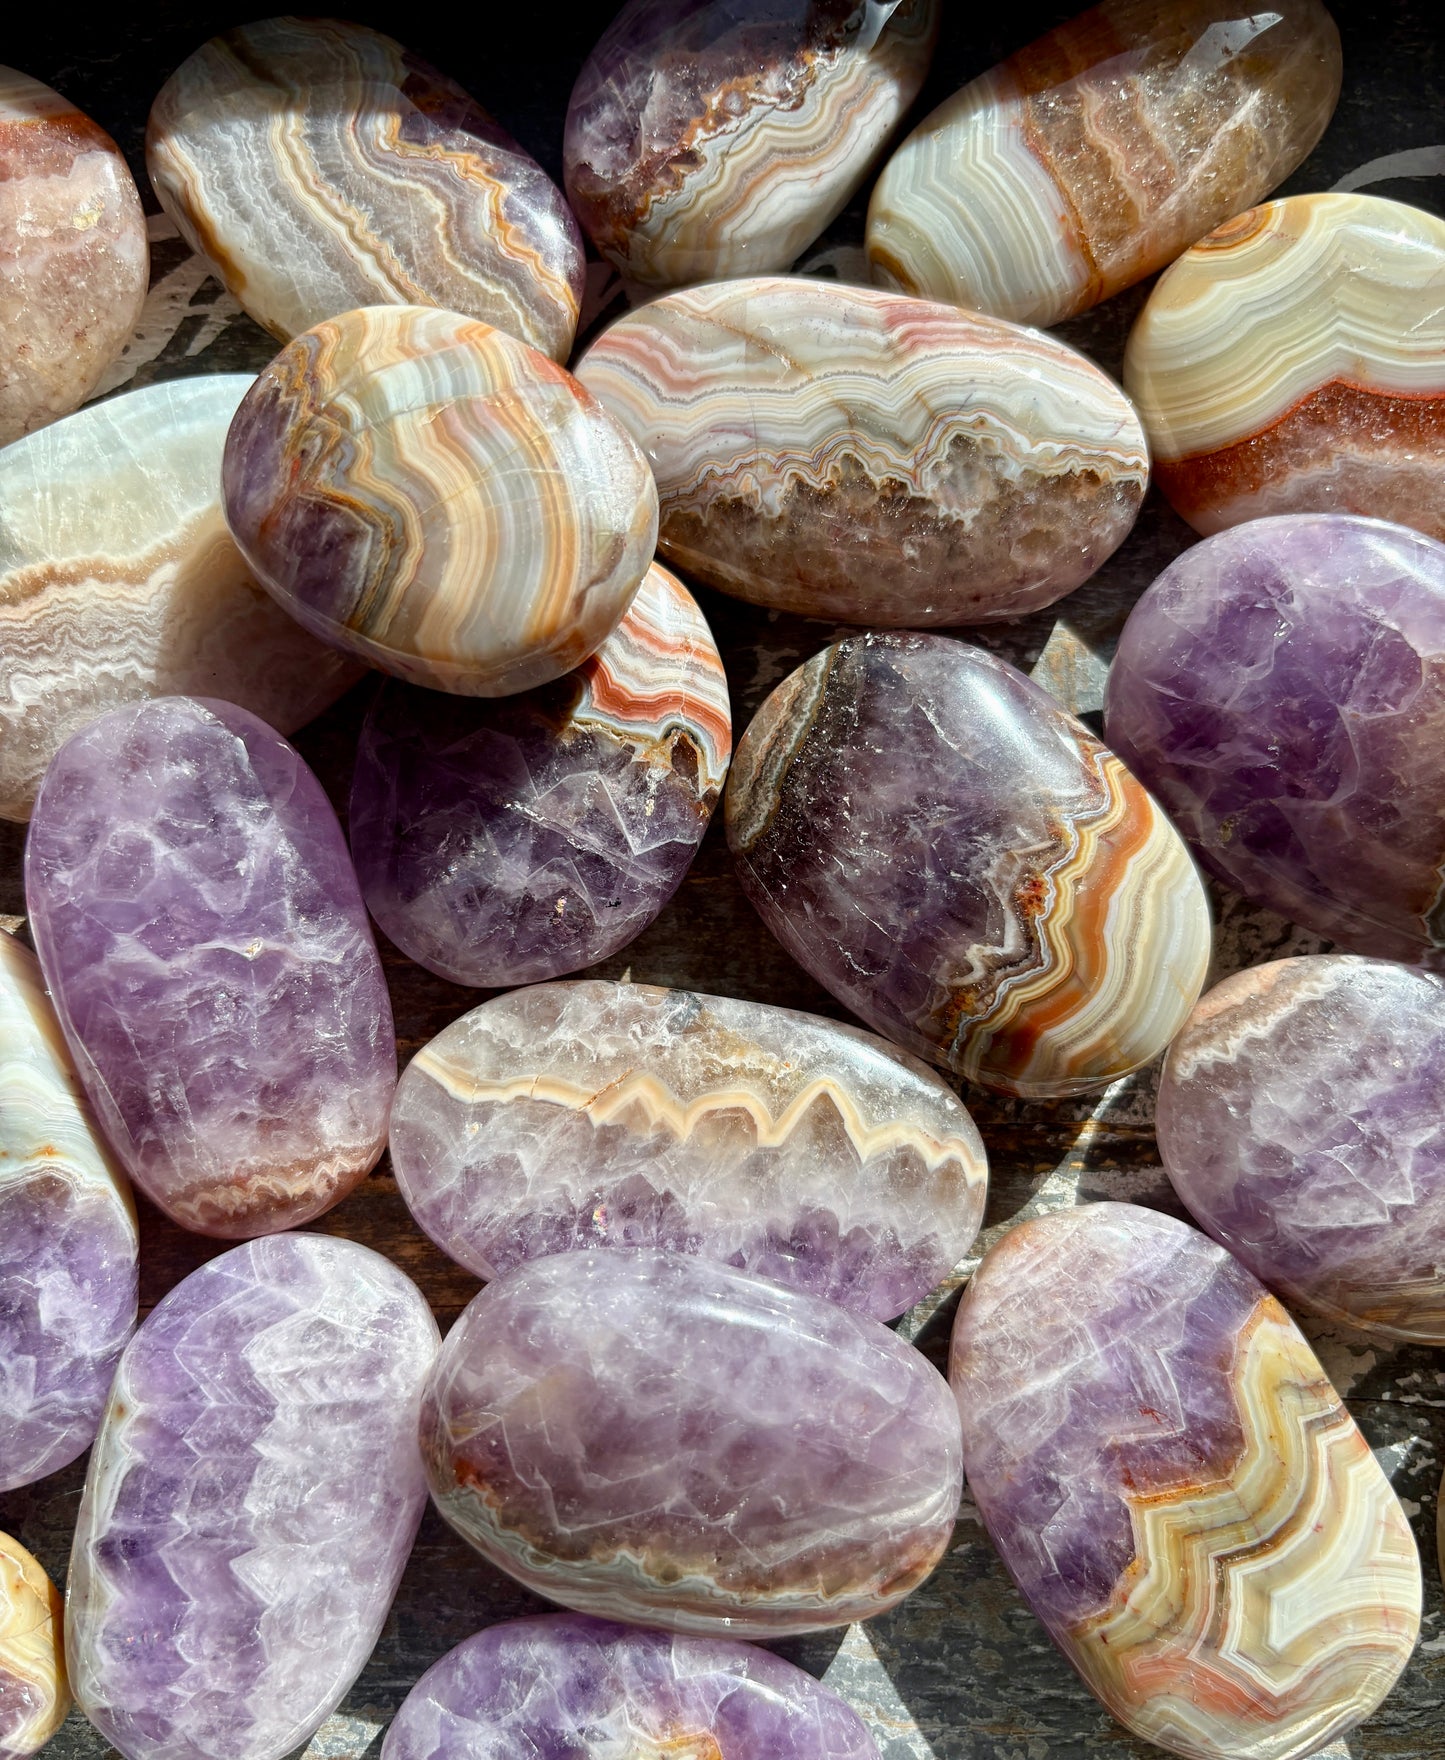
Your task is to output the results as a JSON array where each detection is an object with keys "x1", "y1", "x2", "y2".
[
  {"x1": 420, "y1": 1248, "x2": 963, "y2": 1635},
  {"x1": 349, "y1": 564, "x2": 730, "y2": 985},
  {"x1": 0, "y1": 66, "x2": 147, "y2": 445},
  {"x1": 147, "y1": 17, "x2": 584, "y2": 360},
  {"x1": 727, "y1": 633, "x2": 1211, "y2": 1098},
  {"x1": 67, "y1": 1234, "x2": 439, "y2": 1760},
  {"x1": 223, "y1": 305, "x2": 659, "y2": 696},
  {"x1": 575, "y1": 278, "x2": 1148, "y2": 625},
  {"x1": 1158, "y1": 956, "x2": 1445, "y2": 1344},
  {"x1": 26, "y1": 697, "x2": 395, "y2": 1238},
  {"x1": 564, "y1": 0, "x2": 937, "y2": 288},
  {"x1": 951, "y1": 1203, "x2": 1421, "y2": 1760},
  {"x1": 0, "y1": 932, "x2": 136, "y2": 1493},
  {"x1": 0, "y1": 374, "x2": 362, "y2": 822},
  {"x1": 866, "y1": 0, "x2": 1341, "y2": 328},
  {"x1": 381, "y1": 1613, "x2": 880, "y2": 1760},
  {"x1": 1105, "y1": 514, "x2": 1445, "y2": 964},
  {"x1": 0, "y1": 1532, "x2": 68, "y2": 1760},
  {"x1": 1125, "y1": 194, "x2": 1445, "y2": 540},
  {"x1": 389, "y1": 978, "x2": 987, "y2": 1319}
]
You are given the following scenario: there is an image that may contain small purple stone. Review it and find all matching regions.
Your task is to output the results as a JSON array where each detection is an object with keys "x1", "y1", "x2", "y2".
[
  {"x1": 380, "y1": 1612, "x2": 880, "y2": 1760},
  {"x1": 1105, "y1": 512, "x2": 1445, "y2": 963}
]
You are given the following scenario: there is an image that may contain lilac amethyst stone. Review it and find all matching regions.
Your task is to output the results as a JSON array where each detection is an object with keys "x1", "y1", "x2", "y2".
[
  {"x1": 420, "y1": 1248, "x2": 962, "y2": 1635},
  {"x1": 1158, "y1": 955, "x2": 1445, "y2": 1343},
  {"x1": 66, "y1": 1233, "x2": 439, "y2": 1760},
  {"x1": 380, "y1": 1612, "x2": 880, "y2": 1760},
  {"x1": 25, "y1": 697, "x2": 395, "y2": 1238},
  {"x1": 1105, "y1": 512, "x2": 1445, "y2": 963}
]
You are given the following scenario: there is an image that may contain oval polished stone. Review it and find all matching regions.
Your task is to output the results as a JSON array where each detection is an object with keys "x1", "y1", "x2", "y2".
[
  {"x1": 67, "y1": 1234, "x2": 439, "y2": 1760},
  {"x1": 1158, "y1": 957, "x2": 1445, "y2": 1344},
  {"x1": 0, "y1": 1531, "x2": 68, "y2": 1760},
  {"x1": 420, "y1": 1248, "x2": 963, "y2": 1635},
  {"x1": 389, "y1": 978, "x2": 987, "y2": 1318},
  {"x1": 223, "y1": 305, "x2": 659, "y2": 696},
  {"x1": 0, "y1": 66, "x2": 147, "y2": 445},
  {"x1": 0, "y1": 375, "x2": 362, "y2": 821},
  {"x1": 564, "y1": 0, "x2": 937, "y2": 287},
  {"x1": 727, "y1": 633, "x2": 1211, "y2": 1099},
  {"x1": 1125, "y1": 194, "x2": 1445, "y2": 540},
  {"x1": 1105, "y1": 514, "x2": 1445, "y2": 964},
  {"x1": 0, "y1": 932, "x2": 137, "y2": 1493},
  {"x1": 866, "y1": 0, "x2": 1340, "y2": 328},
  {"x1": 381, "y1": 1612, "x2": 880, "y2": 1760},
  {"x1": 575, "y1": 279, "x2": 1148, "y2": 625},
  {"x1": 147, "y1": 17, "x2": 584, "y2": 360},
  {"x1": 950, "y1": 1203, "x2": 1422, "y2": 1760},
  {"x1": 349, "y1": 565, "x2": 730, "y2": 985},
  {"x1": 26, "y1": 697, "x2": 395, "y2": 1238}
]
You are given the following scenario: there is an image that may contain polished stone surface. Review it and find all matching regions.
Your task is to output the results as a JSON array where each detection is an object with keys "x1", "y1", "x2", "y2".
[
  {"x1": 223, "y1": 304, "x2": 658, "y2": 696},
  {"x1": 26, "y1": 697, "x2": 394, "y2": 1237},
  {"x1": 0, "y1": 1531, "x2": 67, "y2": 1760},
  {"x1": 951, "y1": 1203, "x2": 1422, "y2": 1760},
  {"x1": 0, "y1": 933, "x2": 136, "y2": 1493},
  {"x1": 421, "y1": 1248, "x2": 962, "y2": 1635},
  {"x1": 389, "y1": 978, "x2": 987, "y2": 1318},
  {"x1": 0, "y1": 375, "x2": 361, "y2": 821},
  {"x1": 147, "y1": 18, "x2": 584, "y2": 359},
  {"x1": 867, "y1": 0, "x2": 1341, "y2": 327},
  {"x1": 1105, "y1": 513, "x2": 1445, "y2": 964},
  {"x1": 727, "y1": 633, "x2": 1211, "y2": 1098},
  {"x1": 1125, "y1": 193, "x2": 1445, "y2": 540},
  {"x1": 350, "y1": 565, "x2": 729, "y2": 985},
  {"x1": 576, "y1": 279, "x2": 1148, "y2": 625},
  {"x1": 66, "y1": 1234, "x2": 439, "y2": 1760}
]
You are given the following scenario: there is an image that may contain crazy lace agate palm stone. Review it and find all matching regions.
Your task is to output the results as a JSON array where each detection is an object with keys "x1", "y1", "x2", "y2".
[
  {"x1": 0, "y1": 375, "x2": 361, "y2": 821},
  {"x1": 0, "y1": 933, "x2": 136, "y2": 1493},
  {"x1": 420, "y1": 1248, "x2": 963, "y2": 1635},
  {"x1": 564, "y1": 0, "x2": 937, "y2": 287},
  {"x1": 1125, "y1": 194, "x2": 1445, "y2": 539},
  {"x1": 0, "y1": 1532, "x2": 68, "y2": 1760},
  {"x1": 866, "y1": 0, "x2": 1341, "y2": 327},
  {"x1": 950, "y1": 1203, "x2": 1422, "y2": 1760},
  {"x1": 147, "y1": 17, "x2": 584, "y2": 359},
  {"x1": 1106, "y1": 514, "x2": 1445, "y2": 964},
  {"x1": 349, "y1": 565, "x2": 730, "y2": 985},
  {"x1": 381, "y1": 1613, "x2": 880, "y2": 1760},
  {"x1": 0, "y1": 67, "x2": 147, "y2": 445},
  {"x1": 67, "y1": 1234, "x2": 439, "y2": 1760},
  {"x1": 727, "y1": 634, "x2": 1211, "y2": 1099},
  {"x1": 1158, "y1": 957, "x2": 1445, "y2": 1344},
  {"x1": 389, "y1": 979, "x2": 987, "y2": 1318},
  {"x1": 26, "y1": 697, "x2": 395, "y2": 1238},
  {"x1": 575, "y1": 279, "x2": 1148, "y2": 625},
  {"x1": 224, "y1": 304, "x2": 659, "y2": 696}
]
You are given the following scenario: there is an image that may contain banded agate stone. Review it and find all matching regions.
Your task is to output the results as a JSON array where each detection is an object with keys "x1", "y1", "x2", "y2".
[
  {"x1": 1158, "y1": 957, "x2": 1445, "y2": 1344},
  {"x1": 26, "y1": 697, "x2": 394, "y2": 1238},
  {"x1": 951, "y1": 1203, "x2": 1422, "y2": 1760},
  {"x1": 866, "y1": 0, "x2": 1341, "y2": 327},
  {"x1": 349, "y1": 565, "x2": 730, "y2": 985},
  {"x1": 389, "y1": 979, "x2": 987, "y2": 1318},
  {"x1": 0, "y1": 67, "x2": 147, "y2": 445},
  {"x1": 67, "y1": 1235, "x2": 439, "y2": 1760},
  {"x1": 224, "y1": 305, "x2": 659, "y2": 696},
  {"x1": 0, "y1": 375, "x2": 361, "y2": 821},
  {"x1": 576, "y1": 279, "x2": 1148, "y2": 625},
  {"x1": 1105, "y1": 514, "x2": 1445, "y2": 964},
  {"x1": 147, "y1": 17, "x2": 584, "y2": 360},
  {"x1": 0, "y1": 1533, "x2": 68, "y2": 1760},
  {"x1": 420, "y1": 1248, "x2": 962, "y2": 1635},
  {"x1": 727, "y1": 634, "x2": 1211, "y2": 1099},
  {"x1": 1125, "y1": 194, "x2": 1445, "y2": 540},
  {"x1": 382, "y1": 1613, "x2": 880, "y2": 1760},
  {"x1": 564, "y1": 0, "x2": 937, "y2": 287},
  {"x1": 0, "y1": 933, "x2": 136, "y2": 1493}
]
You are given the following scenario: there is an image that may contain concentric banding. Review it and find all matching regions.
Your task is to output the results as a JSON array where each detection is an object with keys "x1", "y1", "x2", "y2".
[{"x1": 0, "y1": 1532, "x2": 68, "y2": 1758}]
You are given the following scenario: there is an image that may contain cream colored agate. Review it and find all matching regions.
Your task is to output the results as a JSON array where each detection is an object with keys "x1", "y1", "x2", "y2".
[{"x1": 0, "y1": 1532, "x2": 69, "y2": 1758}]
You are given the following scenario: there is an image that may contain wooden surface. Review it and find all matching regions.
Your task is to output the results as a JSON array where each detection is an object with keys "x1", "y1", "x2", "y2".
[{"x1": 2, "y1": 6, "x2": 1445, "y2": 1757}]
